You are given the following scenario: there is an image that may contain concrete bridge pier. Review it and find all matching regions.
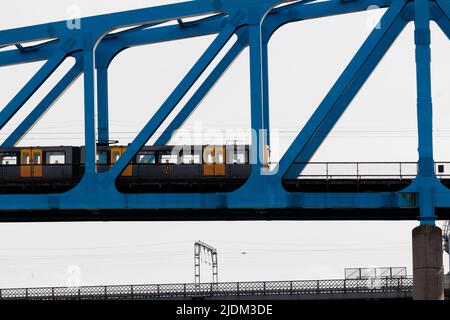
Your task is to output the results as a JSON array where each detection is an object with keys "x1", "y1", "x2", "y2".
[{"x1": 412, "y1": 225, "x2": 444, "y2": 300}]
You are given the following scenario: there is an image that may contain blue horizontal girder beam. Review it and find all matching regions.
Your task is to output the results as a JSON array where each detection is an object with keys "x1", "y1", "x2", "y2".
[
  {"x1": 0, "y1": 0, "x2": 220, "y2": 46},
  {"x1": 0, "y1": 0, "x2": 393, "y2": 68}
]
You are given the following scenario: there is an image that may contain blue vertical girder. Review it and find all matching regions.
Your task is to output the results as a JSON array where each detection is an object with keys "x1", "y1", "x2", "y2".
[{"x1": 0, "y1": 0, "x2": 447, "y2": 223}]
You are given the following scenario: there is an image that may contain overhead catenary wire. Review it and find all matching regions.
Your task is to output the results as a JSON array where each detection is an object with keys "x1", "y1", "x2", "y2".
[
  {"x1": 0, "y1": 242, "x2": 410, "y2": 258},
  {"x1": 5, "y1": 127, "x2": 450, "y2": 140}
]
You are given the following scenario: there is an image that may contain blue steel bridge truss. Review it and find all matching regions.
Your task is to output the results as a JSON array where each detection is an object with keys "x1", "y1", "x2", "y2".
[{"x1": 0, "y1": 0, "x2": 449, "y2": 222}]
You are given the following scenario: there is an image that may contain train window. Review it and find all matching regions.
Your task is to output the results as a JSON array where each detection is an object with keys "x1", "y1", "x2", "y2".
[
  {"x1": 159, "y1": 153, "x2": 178, "y2": 164},
  {"x1": 182, "y1": 154, "x2": 201, "y2": 164},
  {"x1": 215, "y1": 149, "x2": 224, "y2": 164},
  {"x1": 112, "y1": 151, "x2": 121, "y2": 163},
  {"x1": 204, "y1": 148, "x2": 225, "y2": 164},
  {"x1": 205, "y1": 152, "x2": 214, "y2": 164},
  {"x1": 0, "y1": 153, "x2": 17, "y2": 165},
  {"x1": 33, "y1": 152, "x2": 41, "y2": 165},
  {"x1": 46, "y1": 152, "x2": 65, "y2": 165},
  {"x1": 22, "y1": 152, "x2": 30, "y2": 165},
  {"x1": 138, "y1": 153, "x2": 156, "y2": 164},
  {"x1": 235, "y1": 149, "x2": 247, "y2": 164},
  {"x1": 182, "y1": 154, "x2": 192, "y2": 164},
  {"x1": 96, "y1": 151, "x2": 107, "y2": 164}
]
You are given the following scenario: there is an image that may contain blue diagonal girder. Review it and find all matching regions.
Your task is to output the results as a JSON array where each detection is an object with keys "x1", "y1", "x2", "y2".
[
  {"x1": 435, "y1": 16, "x2": 450, "y2": 39},
  {"x1": 107, "y1": 21, "x2": 238, "y2": 179},
  {"x1": 0, "y1": 49, "x2": 68, "y2": 130},
  {"x1": 280, "y1": 12, "x2": 410, "y2": 179},
  {"x1": 96, "y1": 27, "x2": 249, "y2": 149},
  {"x1": 154, "y1": 38, "x2": 247, "y2": 146},
  {"x1": 434, "y1": 0, "x2": 450, "y2": 39},
  {"x1": 1, "y1": 59, "x2": 83, "y2": 147},
  {"x1": 277, "y1": 0, "x2": 409, "y2": 179},
  {"x1": 435, "y1": 0, "x2": 450, "y2": 18}
]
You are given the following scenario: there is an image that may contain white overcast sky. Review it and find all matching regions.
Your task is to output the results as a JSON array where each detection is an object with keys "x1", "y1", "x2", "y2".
[{"x1": 0, "y1": 1, "x2": 448, "y2": 288}]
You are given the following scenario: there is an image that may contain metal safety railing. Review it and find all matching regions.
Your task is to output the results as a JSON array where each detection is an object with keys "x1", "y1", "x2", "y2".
[
  {"x1": 0, "y1": 277, "x2": 413, "y2": 300},
  {"x1": 291, "y1": 162, "x2": 450, "y2": 180},
  {"x1": 2, "y1": 162, "x2": 450, "y2": 181},
  {"x1": 345, "y1": 267, "x2": 407, "y2": 280}
]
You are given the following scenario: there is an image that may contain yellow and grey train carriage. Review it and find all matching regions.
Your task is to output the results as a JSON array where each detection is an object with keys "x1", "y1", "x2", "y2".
[
  {"x1": 0, "y1": 144, "x2": 251, "y2": 194},
  {"x1": 92, "y1": 144, "x2": 252, "y2": 193}
]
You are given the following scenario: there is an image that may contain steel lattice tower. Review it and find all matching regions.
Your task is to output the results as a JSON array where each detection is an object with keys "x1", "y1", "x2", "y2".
[{"x1": 194, "y1": 241, "x2": 218, "y2": 285}]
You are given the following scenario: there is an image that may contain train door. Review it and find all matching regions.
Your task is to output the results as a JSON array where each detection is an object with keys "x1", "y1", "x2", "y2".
[
  {"x1": 203, "y1": 146, "x2": 225, "y2": 176},
  {"x1": 214, "y1": 147, "x2": 225, "y2": 176},
  {"x1": 110, "y1": 147, "x2": 132, "y2": 177},
  {"x1": 20, "y1": 148, "x2": 42, "y2": 177},
  {"x1": 203, "y1": 146, "x2": 215, "y2": 176},
  {"x1": 32, "y1": 149, "x2": 43, "y2": 177},
  {"x1": 20, "y1": 148, "x2": 31, "y2": 177}
]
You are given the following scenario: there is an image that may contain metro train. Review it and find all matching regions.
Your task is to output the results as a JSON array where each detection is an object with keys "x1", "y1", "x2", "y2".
[{"x1": 0, "y1": 145, "x2": 253, "y2": 194}]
